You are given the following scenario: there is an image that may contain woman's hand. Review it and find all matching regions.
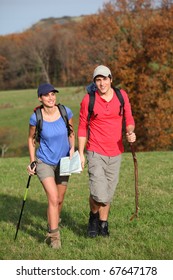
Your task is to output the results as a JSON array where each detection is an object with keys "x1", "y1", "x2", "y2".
[
  {"x1": 69, "y1": 147, "x2": 75, "y2": 159},
  {"x1": 27, "y1": 161, "x2": 37, "y2": 176}
]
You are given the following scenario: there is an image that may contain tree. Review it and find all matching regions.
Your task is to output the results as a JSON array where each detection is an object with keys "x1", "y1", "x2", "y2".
[{"x1": 0, "y1": 128, "x2": 11, "y2": 157}]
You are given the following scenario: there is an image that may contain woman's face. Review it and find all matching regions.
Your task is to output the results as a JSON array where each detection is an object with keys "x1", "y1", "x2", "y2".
[{"x1": 39, "y1": 91, "x2": 56, "y2": 107}]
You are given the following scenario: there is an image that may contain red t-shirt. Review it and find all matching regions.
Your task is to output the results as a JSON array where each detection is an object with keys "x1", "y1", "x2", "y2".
[{"x1": 78, "y1": 89, "x2": 135, "y2": 156}]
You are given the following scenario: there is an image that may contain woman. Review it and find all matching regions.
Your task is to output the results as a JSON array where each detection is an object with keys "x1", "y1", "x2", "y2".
[{"x1": 27, "y1": 83, "x2": 75, "y2": 249}]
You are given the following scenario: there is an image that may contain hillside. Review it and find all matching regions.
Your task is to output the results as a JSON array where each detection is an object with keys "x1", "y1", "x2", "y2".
[{"x1": 29, "y1": 15, "x2": 87, "y2": 30}]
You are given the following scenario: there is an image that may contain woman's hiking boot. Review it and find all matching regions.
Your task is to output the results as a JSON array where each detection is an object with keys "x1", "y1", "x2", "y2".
[
  {"x1": 99, "y1": 220, "x2": 109, "y2": 237},
  {"x1": 47, "y1": 218, "x2": 62, "y2": 232},
  {"x1": 87, "y1": 211, "x2": 99, "y2": 238},
  {"x1": 45, "y1": 228, "x2": 61, "y2": 249}
]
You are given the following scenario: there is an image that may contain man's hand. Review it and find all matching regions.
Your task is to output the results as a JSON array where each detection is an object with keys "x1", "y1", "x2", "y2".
[
  {"x1": 79, "y1": 153, "x2": 85, "y2": 170},
  {"x1": 126, "y1": 131, "x2": 136, "y2": 143}
]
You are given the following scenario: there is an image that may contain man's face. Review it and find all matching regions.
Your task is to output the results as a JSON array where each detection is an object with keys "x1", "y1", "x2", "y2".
[{"x1": 95, "y1": 76, "x2": 112, "y2": 94}]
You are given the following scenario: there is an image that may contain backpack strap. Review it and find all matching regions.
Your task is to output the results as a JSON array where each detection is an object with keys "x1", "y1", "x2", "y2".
[
  {"x1": 87, "y1": 91, "x2": 95, "y2": 122},
  {"x1": 57, "y1": 103, "x2": 73, "y2": 137},
  {"x1": 87, "y1": 83, "x2": 96, "y2": 140},
  {"x1": 34, "y1": 105, "x2": 43, "y2": 142},
  {"x1": 112, "y1": 86, "x2": 125, "y2": 116}
]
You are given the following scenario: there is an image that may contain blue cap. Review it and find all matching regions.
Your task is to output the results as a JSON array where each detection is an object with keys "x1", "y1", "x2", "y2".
[{"x1": 37, "y1": 83, "x2": 59, "y2": 97}]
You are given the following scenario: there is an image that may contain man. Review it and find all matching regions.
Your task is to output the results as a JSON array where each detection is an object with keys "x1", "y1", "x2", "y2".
[{"x1": 78, "y1": 65, "x2": 136, "y2": 237}]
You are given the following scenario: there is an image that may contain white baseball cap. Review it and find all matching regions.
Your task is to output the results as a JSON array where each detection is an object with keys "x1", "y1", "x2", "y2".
[{"x1": 93, "y1": 65, "x2": 112, "y2": 80}]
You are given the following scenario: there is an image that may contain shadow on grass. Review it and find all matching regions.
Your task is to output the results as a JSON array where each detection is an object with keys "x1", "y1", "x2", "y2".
[{"x1": 0, "y1": 194, "x2": 87, "y2": 242}]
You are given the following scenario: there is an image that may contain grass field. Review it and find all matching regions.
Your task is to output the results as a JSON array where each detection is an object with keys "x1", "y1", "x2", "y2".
[
  {"x1": 0, "y1": 88, "x2": 173, "y2": 260},
  {"x1": 0, "y1": 151, "x2": 173, "y2": 260}
]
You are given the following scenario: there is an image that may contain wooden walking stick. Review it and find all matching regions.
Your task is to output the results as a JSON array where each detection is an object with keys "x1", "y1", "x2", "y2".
[{"x1": 130, "y1": 143, "x2": 139, "y2": 221}]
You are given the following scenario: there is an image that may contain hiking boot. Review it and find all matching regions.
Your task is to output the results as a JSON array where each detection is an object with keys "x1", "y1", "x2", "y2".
[
  {"x1": 47, "y1": 218, "x2": 62, "y2": 232},
  {"x1": 87, "y1": 211, "x2": 99, "y2": 238},
  {"x1": 45, "y1": 229, "x2": 61, "y2": 249},
  {"x1": 99, "y1": 220, "x2": 109, "y2": 237}
]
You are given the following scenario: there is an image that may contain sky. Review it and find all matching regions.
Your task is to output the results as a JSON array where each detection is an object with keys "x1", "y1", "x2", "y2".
[{"x1": 0, "y1": 0, "x2": 108, "y2": 35}]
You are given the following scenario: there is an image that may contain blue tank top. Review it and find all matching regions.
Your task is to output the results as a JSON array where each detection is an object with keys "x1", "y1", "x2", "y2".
[{"x1": 29, "y1": 106, "x2": 73, "y2": 165}]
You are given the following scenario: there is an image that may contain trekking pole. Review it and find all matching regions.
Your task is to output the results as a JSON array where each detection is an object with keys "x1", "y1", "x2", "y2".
[
  {"x1": 14, "y1": 162, "x2": 36, "y2": 241},
  {"x1": 129, "y1": 143, "x2": 139, "y2": 221},
  {"x1": 14, "y1": 175, "x2": 31, "y2": 240}
]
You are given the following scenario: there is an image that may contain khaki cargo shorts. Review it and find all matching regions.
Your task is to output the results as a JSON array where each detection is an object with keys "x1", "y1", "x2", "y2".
[
  {"x1": 36, "y1": 158, "x2": 69, "y2": 185},
  {"x1": 86, "y1": 151, "x2": 122, "y2": 204}
]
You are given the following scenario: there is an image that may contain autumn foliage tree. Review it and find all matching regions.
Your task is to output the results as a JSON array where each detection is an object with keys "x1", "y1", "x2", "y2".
[{"x1": 0, "y1": 0, "x2": 173, "y2": 151}]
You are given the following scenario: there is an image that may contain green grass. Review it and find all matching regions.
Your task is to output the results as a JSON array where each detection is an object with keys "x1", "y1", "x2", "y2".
[
  {"x1": 0, "y1": 87, "x2": 173, "y2": 260},
  {"x1": 0, "y1": 151, "x2": 173, "y2": 260},
  {"x1": 0, "y1": 87, "x2": 85, "y2": 157}
]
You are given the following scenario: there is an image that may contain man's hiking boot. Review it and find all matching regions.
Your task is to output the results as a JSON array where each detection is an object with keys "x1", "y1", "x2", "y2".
[
  {"x1": 99, "y1": 220, "x2": 109, "y2": 237},
  {"x1": 45, "y1": 229, "x2": 61, "y2": 249},
  {"x1": 87, "y1": 211, "x2": 99, "y2": 238}
]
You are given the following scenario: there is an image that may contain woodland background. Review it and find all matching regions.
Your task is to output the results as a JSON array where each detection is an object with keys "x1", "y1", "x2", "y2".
[{"x1": 0, "y1": 0, "x2": 173, "y2": 153}]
